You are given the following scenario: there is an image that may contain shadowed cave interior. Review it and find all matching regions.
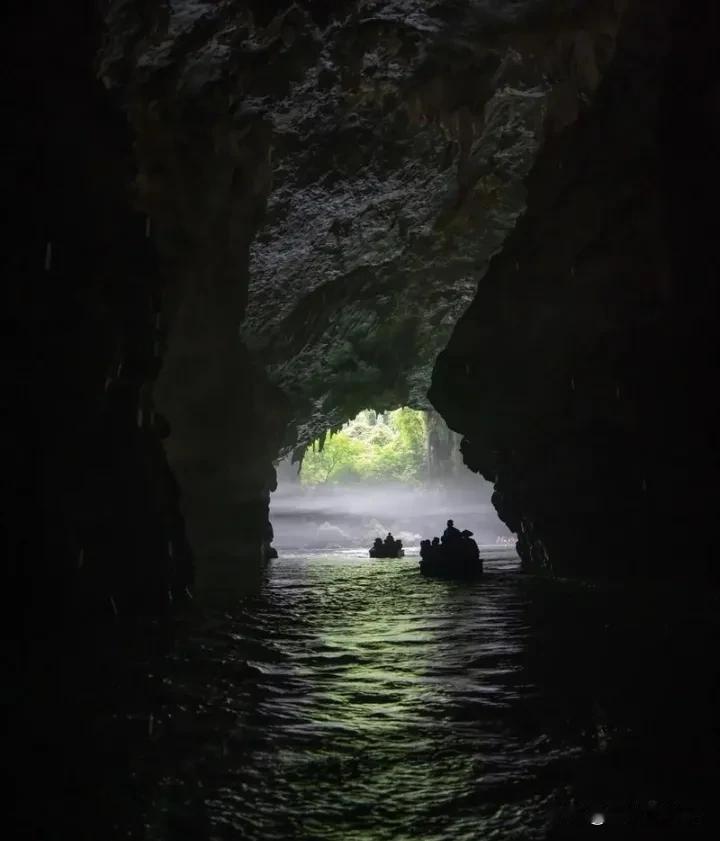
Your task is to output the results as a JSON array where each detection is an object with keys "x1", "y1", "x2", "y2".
[{"x1": 3, "y1": 1, "x2": 719, "y2": 839}]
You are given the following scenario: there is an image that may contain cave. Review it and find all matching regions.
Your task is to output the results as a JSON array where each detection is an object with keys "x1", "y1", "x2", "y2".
[
  {"x1": 270, "y1": 407, "x2": 513, "y2": 553},
  {"x1": 4, "y1": 1, "x2": 719, "y2": 838}
]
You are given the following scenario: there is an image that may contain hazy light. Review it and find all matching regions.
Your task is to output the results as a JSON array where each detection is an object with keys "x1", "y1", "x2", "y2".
[
  {"x1": 272, "y1": 408, "x2": 517, "y2": 553},
  {"x1": 270, "y1": 481, "x2": 514, "y2": 549},
  {"x1": 271, "y1": 480, "x2": 512, "y2": 551},
  {"x1": 590, "y1": 812, "x2": 605, "y2": 826}
]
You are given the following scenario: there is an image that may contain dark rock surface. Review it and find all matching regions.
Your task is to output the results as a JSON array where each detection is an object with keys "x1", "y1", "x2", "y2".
[
  {"x1": 2, "y1": 0, "x2": 193, "y2": 637},
  {"x1": 431, "y1": 0, "x2": 720, "y2": 580},
  {"x1": 2, "y1": 2, "x2": 193, "y2": 835},
  {"x1": 4, "y1": 0, "x2": 718, "y2": 621},
  {"x1": 97, "y1": 0, "x2": 625, "y2": 571},
  {"x1": 3, "y1": 2, "x2": 719, "y2": 833}
]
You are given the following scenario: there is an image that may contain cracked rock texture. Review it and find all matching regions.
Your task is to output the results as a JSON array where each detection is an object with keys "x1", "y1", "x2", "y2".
[
  {"x1": 7, "y1": 0, "x2": 716, "y2": 612},
  {"x1": 100, "y1": 0, "x2": 624, "y2": 574},
  {"x1": 431, "y1": 0, "x2": 720, "y2": 579}
]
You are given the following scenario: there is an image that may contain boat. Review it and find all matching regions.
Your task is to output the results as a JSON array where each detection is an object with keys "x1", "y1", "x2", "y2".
[
  {"x1": 369, "y1": 536, "x2": 404, "y2": 558},
  {"x1": 369, "y1": 546, "x2": 405, "y2": 559},
  {"x1": 419, "y1": 554, "x2": 482, "y2": 578},
  {"x1": 419, "y1": 537, "x2": 483, "y2": 578}
]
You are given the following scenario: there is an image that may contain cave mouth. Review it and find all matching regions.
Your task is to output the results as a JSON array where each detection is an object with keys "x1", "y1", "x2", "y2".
[{"x1": 270, "y1": 407, "x2": 516, "y2": 555}]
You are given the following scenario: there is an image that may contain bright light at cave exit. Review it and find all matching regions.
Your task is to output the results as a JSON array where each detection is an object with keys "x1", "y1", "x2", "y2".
[{"x1": 270, "y1": 408, "x2": 516, "y2": 552}]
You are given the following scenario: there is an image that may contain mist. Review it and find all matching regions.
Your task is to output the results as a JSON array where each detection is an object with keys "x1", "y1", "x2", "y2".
[{"x1": 271, "y1": 475, "x2": 515, "y2": 552}]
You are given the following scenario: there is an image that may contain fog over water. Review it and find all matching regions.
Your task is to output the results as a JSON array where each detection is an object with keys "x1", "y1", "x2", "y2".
[{"x1": 271, "y1": 475, "x2": 515, "y2": 552}]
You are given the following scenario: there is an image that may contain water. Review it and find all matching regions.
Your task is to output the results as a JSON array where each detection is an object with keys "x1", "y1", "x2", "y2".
[
  {"x1": 110, "y1": 548, "x2": 712, "y2": 841},
  {"x1": 200, "y1": 549, "x2": 553, "y2": 841},
  {"x1": 27, "y1": 549, "x2": 715, "y2": 839}
]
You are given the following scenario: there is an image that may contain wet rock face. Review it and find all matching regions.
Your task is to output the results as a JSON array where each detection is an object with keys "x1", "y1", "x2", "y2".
[
  {"x1": 98, "y1": 0, "x2": 624, "y2": 572},
  {"x1": 431, "y1": 0, "x2": 720, "y2": 580},
  {"x1": 9, "y1": 0, "x2": 715, "y2": 609},
  {"x1": 2, "y1": 1, "x2": 193, "y2": 630}
]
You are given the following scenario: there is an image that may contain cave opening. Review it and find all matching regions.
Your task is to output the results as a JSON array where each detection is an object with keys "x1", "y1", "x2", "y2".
[
  {"x1": 270, "y1": 406, "x2": 515, "y2": 556},
  {"x1": 6, "y1": 0, "x2": 720, "y2": 837}
]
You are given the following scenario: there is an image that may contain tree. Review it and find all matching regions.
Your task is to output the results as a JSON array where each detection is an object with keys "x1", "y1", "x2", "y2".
[
  {"x1": 300, "y1": 408, "x2": 430, "y2": 485},
  {"x1": 299, "y1": 432, "x2": 364, "y2": 484}
]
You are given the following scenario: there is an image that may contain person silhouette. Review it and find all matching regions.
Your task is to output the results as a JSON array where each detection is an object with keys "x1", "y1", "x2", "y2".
[
  {"x1": 443, "y1": 519, "x2": 461, "y2": 543},
  {"x1": 382, "y1": 532, "x2": 396, "y2": 557},
  {"x1": 461, "y1": 529, "x2": 480, "y2": 562}
]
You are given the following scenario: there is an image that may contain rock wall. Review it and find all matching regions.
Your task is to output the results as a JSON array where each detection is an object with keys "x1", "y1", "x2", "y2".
[
  {"x1": 6, "y1": 0, "x2": 715, "y2": 620},
  {"x1": 2, "y1": 0, "x2": 193, "y2": 646},
  {"x1": 431, "y1": 0, "x2": 720, "y2": 580},
  {"x1": 98, "y1": 1, "x2": 292, "y2": 591},
  {"x1": 426, "y1": 409, "x2": 465, "y2": 482},
  {"x1": 241, "y1": 0, "x2": 626, "y2": 444},
  {"x1": 97, "y1": 0, "x2": 626, "y2": 581}
]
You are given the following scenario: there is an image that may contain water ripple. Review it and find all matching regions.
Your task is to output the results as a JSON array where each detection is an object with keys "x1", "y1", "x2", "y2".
[{"x1": 140, "y1": 553, "x2": 592, "y2": 840}]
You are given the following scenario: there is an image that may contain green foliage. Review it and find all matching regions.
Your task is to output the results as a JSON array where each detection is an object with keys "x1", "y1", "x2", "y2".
[{"x1": 300, "y1": 408, "x2": 428, "y2": 485}]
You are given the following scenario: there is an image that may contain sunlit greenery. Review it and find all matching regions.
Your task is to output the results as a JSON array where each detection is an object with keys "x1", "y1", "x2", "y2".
[{"x1": 300, "y1": 408, "x2": 428, "y2": 485}]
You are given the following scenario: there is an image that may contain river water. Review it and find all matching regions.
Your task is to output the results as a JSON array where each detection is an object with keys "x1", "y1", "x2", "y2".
[
  {"x1": 24, "y1": 548, "x2": 715, "y2": 840},
  {"x1": 188, "y1": 549, "x2": 552, "y2": 841},
  {"x1": 97, "y1": 547, "x2": 710, "y2": 841}
]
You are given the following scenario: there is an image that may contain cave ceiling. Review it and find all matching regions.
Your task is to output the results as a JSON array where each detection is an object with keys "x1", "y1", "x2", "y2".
[{"x1": 101, "y1": 0, "x2": 623, "y2": 446}]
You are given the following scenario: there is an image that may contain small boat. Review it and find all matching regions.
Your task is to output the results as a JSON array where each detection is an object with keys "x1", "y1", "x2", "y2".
[
  {"x1": 419, "y1": 536, "x2": 483, "y2": 578},
  {"x1": 369, "y1": 546, "x2": 405, "y2": 559},
  {"x1": 369, "y1": 536, "x2": 404, "y2": 558},
  {"x1": 419, "y1": 554, "x2": 482, "y2": 578}
]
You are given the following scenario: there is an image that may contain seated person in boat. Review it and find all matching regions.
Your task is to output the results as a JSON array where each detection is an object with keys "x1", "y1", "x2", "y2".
[
  {"x1": 421, "y1": 523, "x2": 479, "y2": 566},
  {"x1": 441, "y1": 519, "x2": 462, "y2": 545},
  {"x1": 461, "y1": 529, "x2": 480, "y2": 562},
  {"x1": 420, "y1": 536, "x2": 442, "y2": 561},
  {"x1": 370, "y1": 534, "x2": 403, "y2": 557}
]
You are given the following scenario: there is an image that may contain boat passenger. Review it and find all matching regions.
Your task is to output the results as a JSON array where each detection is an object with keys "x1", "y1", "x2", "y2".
[
  {"x1": 461, "y1": 529, "x2": 480, "y2": 562},
  {"x1": 442, "y1": 519, "x2": 462, "y2": 544}
]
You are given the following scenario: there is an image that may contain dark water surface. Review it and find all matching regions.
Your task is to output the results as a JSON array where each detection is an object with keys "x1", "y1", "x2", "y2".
[
  {"x1": 116, "y1": 549, "x2": 714, "y2": 841},
  {"x1": 191, "y1": 550, "x2": 553, "y2": 841},
  {"x1": 19, "y1": 549, "x2": 716, "y2": 840}
]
